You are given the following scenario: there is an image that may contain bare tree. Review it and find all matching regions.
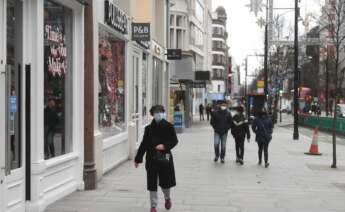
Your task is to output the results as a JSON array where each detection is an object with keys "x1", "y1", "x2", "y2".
[{"x1": 320, "y1": 0, "x2": 345, "y2": 168}]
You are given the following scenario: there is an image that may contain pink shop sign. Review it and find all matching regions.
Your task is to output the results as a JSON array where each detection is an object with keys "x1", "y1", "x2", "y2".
[{"x1": 44, "y1": 24, "x2": 68, "y2": 77}]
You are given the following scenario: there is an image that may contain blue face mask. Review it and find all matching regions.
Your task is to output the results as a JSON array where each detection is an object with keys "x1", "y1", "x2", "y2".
[{"x1": 154, "y1": 113, "x2": 165, "y2": 123}]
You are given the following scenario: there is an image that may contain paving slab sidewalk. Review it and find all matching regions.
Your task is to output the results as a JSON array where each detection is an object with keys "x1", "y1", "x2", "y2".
[{"x1": 46, "y1": 119, "x2": 345, "y2": 212}]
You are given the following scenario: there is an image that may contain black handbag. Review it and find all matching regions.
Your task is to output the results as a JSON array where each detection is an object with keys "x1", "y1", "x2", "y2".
[{"x1": 153, "y1": 151, "x2": 171, "y2": 165}]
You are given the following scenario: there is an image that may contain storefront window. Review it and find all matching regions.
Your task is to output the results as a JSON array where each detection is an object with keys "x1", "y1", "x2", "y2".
[
  {"x1": 44, "y1": 0, "x2": 73, "y2": 159},
  {"x1": 152, "y1": 57, "x2": 163, "y2": 105},
  {"x1": 98, "y1": 28, "x2": 126, "y2": 137},
  {"x1": 6, "y1": 0, "x2": 22, "y2": 170},
  {"x1": 142, "y1": 53, "x2": 148, "y2": 119}
]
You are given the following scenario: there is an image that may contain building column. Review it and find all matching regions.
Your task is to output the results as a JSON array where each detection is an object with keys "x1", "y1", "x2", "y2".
[{"x1": 84, "y1": 0, "x2": 97, "y2": 190}]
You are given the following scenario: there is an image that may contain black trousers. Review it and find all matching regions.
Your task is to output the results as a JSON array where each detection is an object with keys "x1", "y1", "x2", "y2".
[
  {"x1": 257, "y1": 142, "x2": 269, "y2": 163},
  {"x1": 235, "y1": 137, "x2": 245, "y2": 160},
  {"x1": 200, "y1": 113, "x2": 204, "y2": 121},
  {"x1": 206, "y1": 112, "x2": 210, "y2": 120}
]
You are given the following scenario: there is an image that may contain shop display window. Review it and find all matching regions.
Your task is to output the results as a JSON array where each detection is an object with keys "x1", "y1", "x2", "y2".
[
  {"x1": 43, "y1": 0, "x2": 73, "y2": 159},
  {"x1": 98, "y1": 28, "x2": 126, "y2": 137},
  {"x1": 142, "y1": 53, "x2": 148, "y2": 122},
  {"x1": 6, "y1": 0, "x2": 22, "y2": 170}
]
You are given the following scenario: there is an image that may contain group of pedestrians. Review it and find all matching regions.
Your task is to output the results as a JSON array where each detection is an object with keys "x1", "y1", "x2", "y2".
[
  {"x1": 134, "y1": 103, "x2": 273, "y2": 212},
  {"x1": 210, "y1": 102, "x2": 273, "y2": 167},
  {"x1": 199, "y1": 103, "x2": 212, "y2": 121}
]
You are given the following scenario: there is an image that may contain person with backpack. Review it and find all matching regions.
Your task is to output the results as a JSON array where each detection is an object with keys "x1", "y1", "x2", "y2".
[
  {"x1": 134, "y1": 105, "x2": 179, "y2": 212},
  {"x1": 210, "y1": 102, "x2": 233, "y2": 163},
  {"x1": 252, "y1": 109, "x2": 273, "y2": 168},
  {"x1": 231, "y1": 106, "x2": 250, "y2": 165}
]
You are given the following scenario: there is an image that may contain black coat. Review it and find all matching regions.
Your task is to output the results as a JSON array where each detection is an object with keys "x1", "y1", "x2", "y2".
[
  {"x1": 231, "y1": 113, "x2": 250, "y2": 140},
  {"x1": 135, "y1": 119, "x2": 178, "y2": 190},
  {"x1": 251, "y1": 115, "x2": 273, "y2": 144},
  {"x1": 210, "y1": 109, "x2": 233, "y2": 135}
]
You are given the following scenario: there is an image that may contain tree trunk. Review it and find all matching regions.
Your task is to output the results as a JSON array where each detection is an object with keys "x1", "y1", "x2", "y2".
[{"x1": 331, "y1": 96, "x2": 337, "y2": 168}]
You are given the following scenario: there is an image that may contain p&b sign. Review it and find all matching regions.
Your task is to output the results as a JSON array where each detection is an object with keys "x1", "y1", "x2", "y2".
[{"x1": 132, "y1": 23, "x2": 150, "y2": 41}]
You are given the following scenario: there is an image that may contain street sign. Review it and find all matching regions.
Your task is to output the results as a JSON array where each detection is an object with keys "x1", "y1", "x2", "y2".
[
  {"x1": 192, "y1": 82, "x2": 206, "y2": 88},
  {"x1": 257, "y1": 80, "x2": 264, "y2": 88},
  {"x1": 132, "y1": 23, "x2": 150, "y2": 41},
  {"x1": 195, "y1": 71, "x2": 210, "y2": 81},
  {"x1": 167, "y1": 49, "x2": 182, "y2": 60}
]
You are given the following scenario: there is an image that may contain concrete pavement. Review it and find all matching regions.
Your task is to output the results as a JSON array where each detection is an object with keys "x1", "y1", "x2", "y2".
[{"x1": 46, "y1": 118, "x2": 345, "y2": 212}]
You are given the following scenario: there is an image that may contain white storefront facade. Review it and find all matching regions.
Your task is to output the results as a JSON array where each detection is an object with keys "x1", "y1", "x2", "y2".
[
  {"x1": 93, "y1": 0, "x2": 169, "y2": 178},
  {"x1": 0, "y1": 0, "x2": 85, "y2": 211}
]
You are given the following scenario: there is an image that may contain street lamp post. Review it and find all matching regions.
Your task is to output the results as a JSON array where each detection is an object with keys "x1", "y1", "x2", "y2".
[
  {"x1": 264, "y1": 0, "x2": 269, "y2": 101},
  {"x1": 293, "y1": 0, "x2": 299, "y2": 140}
]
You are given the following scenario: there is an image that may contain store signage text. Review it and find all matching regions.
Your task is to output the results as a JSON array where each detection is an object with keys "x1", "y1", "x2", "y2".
[
  {"x1": 104, "y1": 0, "x2": 128, "y2": 34},
  {"x1": 45, "y1": 24, "x2": 67, "y2": 77},
  {"x1": 132, "y1": 23, "x2": 150, "y2": 41},
  {"x1": 167, "y1": 49, "x2": 182, "y2": 60}
]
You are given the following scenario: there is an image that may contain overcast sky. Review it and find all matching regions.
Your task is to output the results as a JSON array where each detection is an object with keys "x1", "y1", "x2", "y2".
[{"x1": 212, "y1": 0, "x2": 321, "y2": 82}]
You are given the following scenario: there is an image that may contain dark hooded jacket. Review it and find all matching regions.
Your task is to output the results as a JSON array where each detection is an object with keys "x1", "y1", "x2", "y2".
[{"x1": 210, "y1": 109, "x2": 233, "y2": 135}]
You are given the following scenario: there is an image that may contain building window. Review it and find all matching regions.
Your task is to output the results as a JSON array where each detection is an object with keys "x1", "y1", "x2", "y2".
[
  {"x1": 153, "y1": 58, "x2": 163, "y2": 105},
  {"x1": 195, "y1": 0, "x2": 204, "y2": 24},
  {"x1": 176, "y1": 15, "x2": 183, "y2": 27},
  {"x1": 44, "y1": 0, "x2": 73, "y2": 159},
  {"x1": 6, "y1": 0, "x2": 22, "y2": 169},
  {"x1": 170, "y1": 29, "x2": 174, "y2": 48},
  {"x1": 190, "y1": 23, "x2": 204, "y2": 50},
  {"x1": 176, "y1": 29, "x2": 182, "y2": 48},
  {"x1": 142, "y1": 53, "x2": 148, "y2": 121},
  {"x1": 98, "y1": 28, "x2": 126, "y2": 138},
  {"x1": 170, "y1": 15, "x2": 174, "y2": 26}
]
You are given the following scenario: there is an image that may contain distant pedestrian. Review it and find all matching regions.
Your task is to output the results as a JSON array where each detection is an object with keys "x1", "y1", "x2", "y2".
[
  {"x1": 231, "y1": 106, "x2": 250, "y2": 165},
  {"x1": 206, "y1": 104, "x2": 212, "y2": 121},
  {"x1": 252, "y1": 109, "x2": 273, "y2": 168},
  {"x1": 199, "y1": 104, "x2": 205, "y2": 121},
  {"x1": 210, "y1": 102, "x2": 233, "y2": 163},
  {"x1": 135, "y1": 105, "x2": 179, "y2": 212}
]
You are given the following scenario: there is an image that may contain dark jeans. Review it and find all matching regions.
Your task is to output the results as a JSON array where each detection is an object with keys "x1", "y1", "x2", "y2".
[
  {"x1": 206, "y1": 112, "x2": 210, "y2": 121},
  {"x1": 258, "y1": 142, "x2": 269, "y2": 163},
  {"x1": 214, "y1": 132, "x2": 228, "y2": 159},
  {"x1": 45, "y1": 128, "x2": 56, "y2": 158},
  {"x1": 235, "y1": 137, "x2": 245, "y2": 160}
]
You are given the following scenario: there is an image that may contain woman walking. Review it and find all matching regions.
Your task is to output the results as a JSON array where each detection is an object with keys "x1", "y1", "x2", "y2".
[
  {"x1": 231, "y1": 106, "x2": 250, "y2": 165},
  {"x1": 135, "y1": 105, "x2": 179, "y2": 212},
  {"x1": 252, "y1": 109, "x2": 273, "y2": 168}
]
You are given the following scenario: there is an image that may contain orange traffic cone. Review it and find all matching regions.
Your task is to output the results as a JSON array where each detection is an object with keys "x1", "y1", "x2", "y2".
[{"x1": 305, "y1": 127, "x2": 322, "y2": 156}]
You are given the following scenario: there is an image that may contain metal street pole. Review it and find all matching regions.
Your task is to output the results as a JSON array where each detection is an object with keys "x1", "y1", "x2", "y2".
[
  {"x1": 325, "y1": 47, "x2": 329, "y2": 116},
  {"x1": 293, "y1": 0, "x2": 299, "y2": 140},
  {"x1": 245, "y1": 58, "x2": 250, "y2": 121},
  {"x1": 264, "y1": 0, "x2": 269, "y2": 100}
]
